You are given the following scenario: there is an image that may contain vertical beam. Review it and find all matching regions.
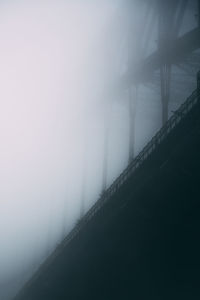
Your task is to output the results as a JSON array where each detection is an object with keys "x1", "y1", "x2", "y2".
[
  {"x1": 128, "y1": 86, "x2": 138, "y2": 162},
  {"x1": 158, "y1": 1, "x2": 177, "y2": 125},
  {"x1": 61, "y1": 199, "x2": 67, "y2": 239},
  {"x1": 80, "y1": 126, "x2": 88, "y2": 218},
  {"x1": 157, "y1": 0, "x2": 187, "y2": 125},
  {"x1": 160, "y1": 64, "x2": 171, "y2": 124},
  {"x1": 80, "y1": 154, "x2": 87, "y2": 218},
  {"x1": 102, "y1": 104, "x2": 111, "y2": 192},
  {"x1": 45, "y1": 211, "x2": 53, "y2": 257},
  {"x1": 102, "y1": 117, "x2": 109, "y2": 192}
]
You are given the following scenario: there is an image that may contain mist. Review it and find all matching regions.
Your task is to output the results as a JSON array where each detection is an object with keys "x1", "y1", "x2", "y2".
[
  {"x1": 0, "y1": 0, "x2": 125, "y2": 293},
  {"x1": 0, "y1": 0, "x2": 198, "y2": 299}
]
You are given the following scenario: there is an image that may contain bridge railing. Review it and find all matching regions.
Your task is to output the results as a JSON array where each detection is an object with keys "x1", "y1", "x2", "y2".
[{"x1": 62, "y1": 77, "x2": 199, "y2": 247}]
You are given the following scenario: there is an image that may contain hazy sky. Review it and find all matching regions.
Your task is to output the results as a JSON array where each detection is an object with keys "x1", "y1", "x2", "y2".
[{"x1": 0, "y1": 0, "x2": 123, "y2": 283}]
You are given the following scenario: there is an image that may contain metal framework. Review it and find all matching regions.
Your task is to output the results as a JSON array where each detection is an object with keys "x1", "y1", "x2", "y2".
[
  {"x1": 102, "y1": 0, "x2": 200, "y2": 194},
  {"x1": 14, "y1": 73, "x2": 200, "y2": 300},
  {"x1": 62, "y1": 72, "x2": 199, "y2": 248},
  {"x1": 13, "y1": 3, "x2": 200, "y2": 297}
]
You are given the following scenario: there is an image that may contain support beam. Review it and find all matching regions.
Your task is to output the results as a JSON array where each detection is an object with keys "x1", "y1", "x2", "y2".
[
  {"x1": 128, "y1": 86, "x2": 138, "y2": 161},
  {"x1": 80, "y1": 131, "x2": 88, "y2": 217},
  {"x1": 80, "y1": 162, "x2": 86, "y2": 218},
  {"x1": 61, "y1": 199, "x2": 67, "y2": 239},
  {"x1": 160, "y1": 64, "x2": 171, "y2": 124},
  {"x1": 102, "y1": 125, "x2": 109, "y2": 192},
  {"x1": 158, "y1": 1, "x2": 175, "y2": 124},
  {"x1": 102, "y1": 105, "x2": 111, "y2": 192}
]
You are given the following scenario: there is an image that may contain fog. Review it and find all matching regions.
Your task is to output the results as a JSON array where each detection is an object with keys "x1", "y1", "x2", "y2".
[{"x1": 0, "y1": 0, "x2": 198, "y2": 299}]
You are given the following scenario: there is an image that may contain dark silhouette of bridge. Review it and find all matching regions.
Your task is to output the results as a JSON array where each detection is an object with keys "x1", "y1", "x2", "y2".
[
  {"x1": 12, "y1": 1, "x2": 200, "y2": 299},
  {"x1": 14, "y1": 72, "x2": 200, "y2": 300}
]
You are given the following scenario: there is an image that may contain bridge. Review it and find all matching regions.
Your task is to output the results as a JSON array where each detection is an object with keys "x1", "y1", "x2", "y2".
[
  {"x1": 0, "y1": 1, "x2": 199, "y2": 299},
  {"x1": 14, "y1": 72, "x2": 200, "y2": 299}
]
